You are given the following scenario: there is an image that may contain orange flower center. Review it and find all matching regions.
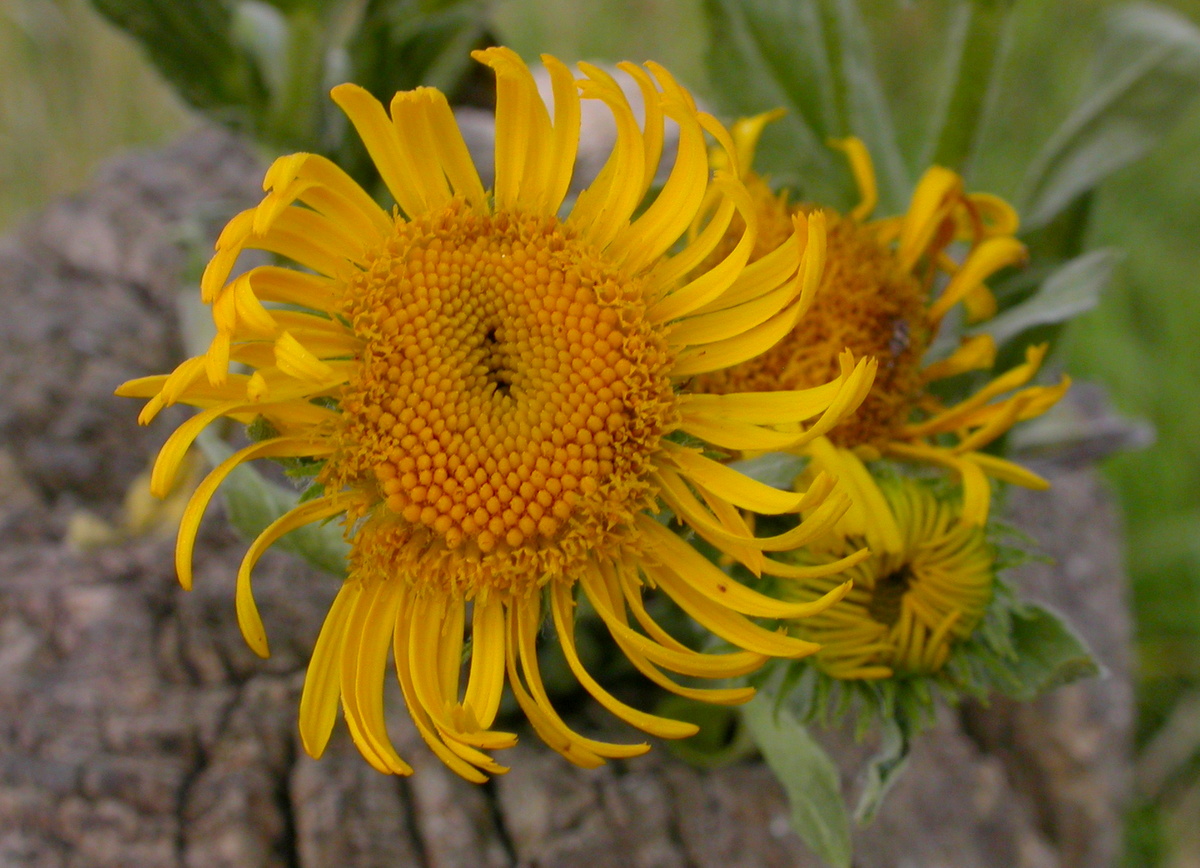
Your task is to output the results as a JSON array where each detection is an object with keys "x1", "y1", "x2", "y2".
[{"x1": 322, "y1": 199, "x2": 677, "y2": 598}]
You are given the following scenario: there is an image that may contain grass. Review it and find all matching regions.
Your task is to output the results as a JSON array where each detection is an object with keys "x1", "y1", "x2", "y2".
[{"x1": 0, "y1": 0, "x2": 186, "y2": 230}]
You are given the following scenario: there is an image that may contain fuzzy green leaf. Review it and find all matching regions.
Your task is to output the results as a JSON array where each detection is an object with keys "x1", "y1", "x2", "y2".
[
  {"x1": 349, "y1": 0, "x2": 486, "y2": 97},
  {"x1": 1019, "y1": 3, "x2": 1200, "y2": 228},
  {"x1": 823, "y1": 0, "x2": 909, "y2": 211},
  {"x1": 741, "y1": 694, "x2": 852, "y2": 868}
]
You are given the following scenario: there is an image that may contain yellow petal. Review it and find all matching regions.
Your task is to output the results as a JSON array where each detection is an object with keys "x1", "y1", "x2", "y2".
[
  {"x1": 806, "y1": 437, "x2": 904, "y2": 553},
  {"x1": 409, "y1": 594, "x2": 517, "y2": 751},
  {"x1": 389, "y1": 88, "x2": 455, "y2": 212},
  {"x1": 331, "y1": 82, "x2": 427, "y2": 218},
  {"x1": 904, "y1": 343, "x2": 1049, "y2": 437},
  {"x1": 298, "y1": 581, "x2": 360, "y2": 760},
  {"x1": 655, "y1": 468, "x2": 851, "y2": 553},
  {"x1": 729, "y1": 109, "x2": 786, "y2": 177},
  {"x1": 550, "y1": 584, "x2": 699, "y2": 740},
  {"x1": 963, "y1": 452, "x2": 1050, "y2": 489},
  {"x1": 662, "y1": 442, "x2": 806, "y2": 514},
  {"x1": 474, "y1": 47, "x2": 553, "y2": 212},
  {"x1": 393, "y1": 591, "x2": 495, "y2": 783},
  {"x1": 257, "y1": 151, "x2": 392, "y2": 240},
  {"x1": 581, "y1": 567, "x2": 769, "y2": 678},
  {"x1": 176, "y1": 437, "x2": 333, "y2": 590},
  {"x1": 568, "y1": 66, "x2": 647, "y2": 249},
  {"x1": 650, "y1": 561, "x2": 822, "y2": 658},
  {"x1": 615, "y1": 61, "x2": 664, "y2": 199},
  {"x1": 650, "y1": 176, "x2": 759, "y2": 323},
  {"x1": 506, "y1": 596, "x2": 647, "y2": 764},
  {"x1": 677, "y1": 376, "x2": 846, "y2": 426},
  {"x1": 922, "y1": 334, "x2": 996, "y2": 382},
  {"x1": 538, "y1": 54, "x2": 582, "y2": 214},
  {"x1": 670, "y1": 281, "x2": 813, "y2": 377},
  {"x1": 340, "y1": 579, "x2": 412, "y2": 774},
  {"x1": 650, "y1": 193, "x2": 736, "y2": 290},
  {"x1": 927, "y1": 236, "x2": 1027, "y2": 323},
  {"x1": 829, "y1": 136, "x2": 877, "y2": 221},
  {"x1": 242, "y1": 266, "x2": 339, "y2": 313},
  {"x1": 640, "y1": 517, "x2": 852, "y2": 619},
  {"x1": 609, "y1": 92, "x2": 708, "y2": 274},
  {"x1": 898, "y1": 165, "x2": 962, "y2": 272},
  {"x1": 275, "y1": 331, "x2": 336, "y2": 383},
  {"x1": 761, "y1": 547, "x2": 872, "y2": 579},
  {"x1": 236, "y1": 494, "x2": 347, "y2": 657},
  {"x1": 463, "y1": 596, "x2": 507, "y2": 730}
]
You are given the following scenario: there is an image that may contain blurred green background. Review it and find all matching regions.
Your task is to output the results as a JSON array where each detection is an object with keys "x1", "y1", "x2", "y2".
[{"x1": 2, "y1": 0, "x2": 1197, "y2": 863}]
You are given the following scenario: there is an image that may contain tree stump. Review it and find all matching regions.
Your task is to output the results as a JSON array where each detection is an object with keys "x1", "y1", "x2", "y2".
[{"x1": 0, "y1": 130, "x2": 1133, "y2": 867}]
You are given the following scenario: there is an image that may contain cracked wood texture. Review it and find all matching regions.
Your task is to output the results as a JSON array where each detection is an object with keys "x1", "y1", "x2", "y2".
[{"x1": 0, "y1": 129, "x2": 1132, "y2": 867}]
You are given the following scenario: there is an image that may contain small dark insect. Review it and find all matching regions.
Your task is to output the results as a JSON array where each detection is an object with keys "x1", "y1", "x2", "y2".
[{"x1": 887, "y1": 318, "x2": 911, "y2": 359}]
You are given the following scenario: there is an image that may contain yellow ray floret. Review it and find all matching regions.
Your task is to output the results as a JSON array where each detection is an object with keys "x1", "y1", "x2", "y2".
[{"x1": 118, "y1": 49, "x2": 876, "y2": 781}]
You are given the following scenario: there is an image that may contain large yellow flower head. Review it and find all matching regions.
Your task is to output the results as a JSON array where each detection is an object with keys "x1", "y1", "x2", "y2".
[
  {"x1": 694, "y1": 117, "x2": 1070, "y2": 527},
  {"x1": 118, "y1": 49, "x2": 877, "y2": 782},
  {"x1": 777, "y1": 473, "x2": 994, "y2": 681}
]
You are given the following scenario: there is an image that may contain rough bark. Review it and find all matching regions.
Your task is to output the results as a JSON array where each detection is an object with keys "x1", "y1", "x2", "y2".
[{"x1": 0, "y1": 129, "x2": 1133, "y2": 867}]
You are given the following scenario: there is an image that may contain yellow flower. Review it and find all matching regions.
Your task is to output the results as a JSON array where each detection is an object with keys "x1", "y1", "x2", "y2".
[
  {"x1": 693, "y1": 120, "x2": 1070, "y2": 528},
  {"x1": 118, "y1": 49, "x2": 877, "y2": 782},
  {"x1": 778, "y1": 471, "x2": 993, "y2": 680}
]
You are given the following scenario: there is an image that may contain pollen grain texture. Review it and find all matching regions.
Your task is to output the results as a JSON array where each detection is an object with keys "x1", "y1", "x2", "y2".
[{"x1": 325, "y1": 201, "x2": 677, "y2": 600}]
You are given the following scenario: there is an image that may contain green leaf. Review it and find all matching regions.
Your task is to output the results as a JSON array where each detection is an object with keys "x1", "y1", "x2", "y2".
[
  {"x1": 88, "y1": 0, "x2": 265, "y2": 117},
  {"x1": 703, "y1": 0, "x2": 846, "y2": 204},
  {"x1": 232, "y1": 1, "x2": 290, "y2": 105},
  {"x1": 824, "y1": 0, "x2": 909, "y2": 211},
  {"x1": 1018, "y1": 3, "x2": 1200, "y2": 228},
  {"x1": 971, "y1": 248, "x2": 1120, "y2": 347},
  {"x1": 985, "y1": 602, "x2": 1101, "y2": 701},
  {"x1": 350, "y1": 0, "x2": 486, "y2": 96},
  {"x1": 656, "y1": 697, "x2": 758, "y2": 769},
  {"x1": 726, "y1": 452, "x2": 807, "y2": 491},
  {"x1": 702, "y1": 0, "x2": 909, "y2": 211},
  {"x1": 741, "y1": 694, "x2": 852, "y2": 868},
  {"x1": 196, "y1": 433, "x2": 350, "y2": 577},
  {"x1": 922, "y1": 0, "x2": 1015, "y2": 173},
  {"x1": 853, "y1": 711, "x2": 914, "y2": 825}
]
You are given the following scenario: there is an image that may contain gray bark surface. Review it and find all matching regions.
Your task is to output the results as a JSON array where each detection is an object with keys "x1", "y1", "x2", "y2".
[{"x1": 0, "y1": 129, "x2": 1132, "y2": 867}]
